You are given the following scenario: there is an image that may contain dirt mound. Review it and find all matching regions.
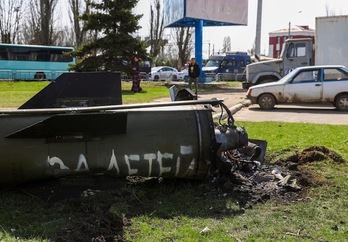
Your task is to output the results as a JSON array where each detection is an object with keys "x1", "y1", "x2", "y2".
[{"x1": 278, "y1": 145, "x2": 345, "y2": 165}]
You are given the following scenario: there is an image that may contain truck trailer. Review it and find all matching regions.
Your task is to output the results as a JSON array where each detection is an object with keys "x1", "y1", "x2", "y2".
[{"x1": 243, "y1": 15, "x2": 348, "y2": 89}]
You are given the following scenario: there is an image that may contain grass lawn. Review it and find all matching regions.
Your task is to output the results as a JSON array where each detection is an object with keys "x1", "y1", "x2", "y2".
[
  {"x1": 0, "y1": 80, "x2": 241, "y2": 107},
  {"x1": 0, "y1": 81, "x2": 347, "y2": 241}
]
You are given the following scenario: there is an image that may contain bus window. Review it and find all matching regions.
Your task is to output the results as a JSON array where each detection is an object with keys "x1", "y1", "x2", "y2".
[
  {"x1": 0, "y1": 43, "x2": 75, "y2": 81},
  {"x1": 36, "y1": 50, "x2": 50, "y2": 61},
  {"x1": 16, "y1": 55, "x2": 29, "y2": 61},
  {"x1": 51, "y1": 50, "x2": 73, "y2": 62},
  {"x1": 0, "y1": 47, "x2": 8, "y2": 60},
  {"x1": 11, "y1": 47, "x2": 30, "y2": 61}
]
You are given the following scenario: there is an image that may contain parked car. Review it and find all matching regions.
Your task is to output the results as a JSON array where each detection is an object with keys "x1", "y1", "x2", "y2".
[
  {"x1": 177, "y1": 69, "x2": 188, "y2": 81},
  {"x1": 148, "y1": 66, "x2": 178, "y2": 81},
  {"x1": 246, "y1": 65, "x2": 348, "y2": 111}
]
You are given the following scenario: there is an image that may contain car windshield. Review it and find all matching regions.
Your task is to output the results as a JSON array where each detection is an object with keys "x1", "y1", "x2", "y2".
[
  {"x1": 339, "y1": 67, "x2": 348, "y2": 74},
  {"x1": 205, "y1": 56, "x2": 224, "y2": 67},
  {"x1": 205, "y1": 60, "x2": 221, "y2": 67},
  {"x1": 151, "y1": 67, "x2": 163, "y2": 72},
  {"x1": 278, "y1": 69, "x2": 302, "y2": 84}
]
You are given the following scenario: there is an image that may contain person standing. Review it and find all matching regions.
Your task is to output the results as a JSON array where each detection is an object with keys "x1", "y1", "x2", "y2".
[
  {"x1": 188, "y1": 57, "x2": 200, "y2": 95},
  {"x1": 131, "y1": 56, "x2": 142, "y2": 92}
]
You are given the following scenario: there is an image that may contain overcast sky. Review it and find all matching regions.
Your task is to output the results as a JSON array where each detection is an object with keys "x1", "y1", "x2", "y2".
[{"x1": 134, "y1": 0, "x2": 348, "y2": 57}]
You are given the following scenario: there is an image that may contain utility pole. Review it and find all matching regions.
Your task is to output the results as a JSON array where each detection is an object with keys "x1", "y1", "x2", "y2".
[
  {"x1": 288, "y1": 11, "x2": 302, "y2": 39},
  {"x1": 254, "y1": 0, "x2": 263, "y2": 57}
]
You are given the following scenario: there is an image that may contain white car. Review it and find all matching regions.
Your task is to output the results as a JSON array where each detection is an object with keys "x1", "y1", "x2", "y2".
[
  {"x1": 246, "y1": 65, "x2": 348, "y2": 111},
  {"x1": 177, "y1": 69, "x2": 188, "y2": 81},
  {"x1": 148, "y1": 66, "x2": 178, "y2": 81}
]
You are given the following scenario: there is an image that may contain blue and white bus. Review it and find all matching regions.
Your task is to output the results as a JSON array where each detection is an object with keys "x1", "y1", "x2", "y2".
[{"x1": 0, "y1": 43, "x2": 75, "y2": 81}]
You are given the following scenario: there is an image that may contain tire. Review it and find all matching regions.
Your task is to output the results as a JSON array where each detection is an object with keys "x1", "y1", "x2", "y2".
[
  {"x1": 154, "y1": 75, "x2": 159, "y2": 81},
  {"x1": 34, "y1": 72, "x2": 46, "y2": 80},
  {"x1": 172, "y1": 75, "x2": 177, "y2": 81},
  {"x1": 258, "y1": 93, "x2": 276, "y2": 110},
  {"x1": 335, "y1": 94, "x2": 348, "y2": 111}
]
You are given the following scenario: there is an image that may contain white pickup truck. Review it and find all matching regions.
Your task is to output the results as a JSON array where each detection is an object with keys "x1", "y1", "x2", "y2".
[{"x1": 246, "y1": 65, "x2": 348, "y2": 111}]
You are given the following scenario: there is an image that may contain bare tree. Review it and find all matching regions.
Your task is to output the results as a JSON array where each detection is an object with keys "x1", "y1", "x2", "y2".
[
  {"x1": 325, "y1": 3, "x2": 336, "y2": 16},
  {"x1": 21, "y1": 1, "x2": 41, "y2": 44},
  {"x1": 222, "y1": 36, "x2": 231, "y2": 53},
  {"x1": 0, "y1": 0, "x2": 24, "y2": 43},
  {"x1": 54, "y1": 25, "x2": 75, "y2": 46},
  {"x1": 149, "y1": 0, "x2": 166, "y2": 61},
  {"x1": 68, "y1": 0, "x2": 90, "y2": 47},
  {"x1": 173, "y1": 27, "x2": 193, "y2": 69},
  {"x1": 40, "y1": 0, "x2": 58, "y2": 45},
  {"x1": 21, "y1": 0, "x2": 59, "y2": 45}
]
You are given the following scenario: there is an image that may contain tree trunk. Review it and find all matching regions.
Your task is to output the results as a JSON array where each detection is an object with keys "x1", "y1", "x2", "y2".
[{"x1": 0, "y1": 0, "x2": 24, "y2": 43}]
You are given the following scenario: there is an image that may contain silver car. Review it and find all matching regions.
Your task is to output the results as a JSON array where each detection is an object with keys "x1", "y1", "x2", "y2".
[
  {"x1": 246, "y1": 65, "x2": 348, "y2": 111},
  {"x1": 177, "y1": 69, "x2": 188, "y2": 81},
  {"x1": 148, "y1": 66, "x2": 178, "y2": 81}
]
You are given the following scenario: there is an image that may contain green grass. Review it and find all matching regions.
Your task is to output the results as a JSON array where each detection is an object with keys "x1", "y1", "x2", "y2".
[
  {"x1": 236, "y1": 121, "x2": 348, "y2": 161},
  {"x1": 0, "y1": 81, "x2": 347, "y2": 241},
  {"x1": 0, "y1": 81, "x2": 172, "y2": 107},
  {"x1": 0, "y1": 80, "x2": 239, "y2": 107},
  {"x1": 121, "y1": 81, "x2": 171, "y2": 104},
  {"x1": 0, "y1": 81, "x2": 49, "y2": 107}
]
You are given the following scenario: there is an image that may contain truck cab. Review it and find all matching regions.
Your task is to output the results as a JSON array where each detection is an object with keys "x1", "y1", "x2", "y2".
[
  {"x1": 243, "y1": 38, "x2": 313, "y2": 89},
  {"x1": 203, "y1": 52, "x2": 251, "y2": 81}
]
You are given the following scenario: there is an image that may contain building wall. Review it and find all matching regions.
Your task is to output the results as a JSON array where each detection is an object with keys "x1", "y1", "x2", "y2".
[
  {"x1": 268, "y1": 26, "x2": 315, "y2": 58},
  {"x1": 269, "y1": 35, "x2": 314, "y2": 58}
]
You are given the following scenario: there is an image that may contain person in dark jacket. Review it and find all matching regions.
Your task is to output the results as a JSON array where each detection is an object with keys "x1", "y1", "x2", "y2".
[
  {"x1": 188, "y1": 57, "x2": 200, "y2": 95},
  {"x1": 131, "y1": 56, "x2": 142, "y2": 92}
]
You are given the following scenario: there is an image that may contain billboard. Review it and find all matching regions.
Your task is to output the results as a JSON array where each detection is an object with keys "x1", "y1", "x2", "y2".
[
  {"x1": 164, "y1": 0, "x2": 248, "y2": 27},
  {"x1": 186, "y1": 0, "x2": 247, "y2": 25},
  {"x1": 163, "y1": 0, "x2": 185, "y2": 27}
]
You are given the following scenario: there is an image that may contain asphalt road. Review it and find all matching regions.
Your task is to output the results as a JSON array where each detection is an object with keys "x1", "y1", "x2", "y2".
[
  {"x1": 233, "y1": 103, "x2": 348, "y2": 125},
  {"x1": 193, "y1": 87, "x2": 348, "y2": 125}
]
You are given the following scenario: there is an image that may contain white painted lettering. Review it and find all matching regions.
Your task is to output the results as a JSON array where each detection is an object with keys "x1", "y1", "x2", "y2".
[
  {"x1": 49, "y1": 146, "x2": 194, "y2": 177},
  {"x1": 107, "y1": 149, "x2": 120, "y2": 175},
  {"x1": 157, "y1": 151, "x2": 173, "y2": 176},
  {"x1": 180, "y1": 145, "x2": 193, "y2": 155},
  {"x1": 75, "y1": 154, "x2": 89, "y2": 171},
  {"x1": 144, "y1": 153, "x2": 156, "y2": 176},
  {"x1": 185, "y1": 159, "x2": 196, "y2": 176},
  {"x1": 124, "y1": 154, "x2": 139, "y2": 175},
  {"x1": 175, "y1": 157, "x2": 180, "y2": 176},
  {"x1": 47, "y1": 156, "x2": 70, "y2": 170}
]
